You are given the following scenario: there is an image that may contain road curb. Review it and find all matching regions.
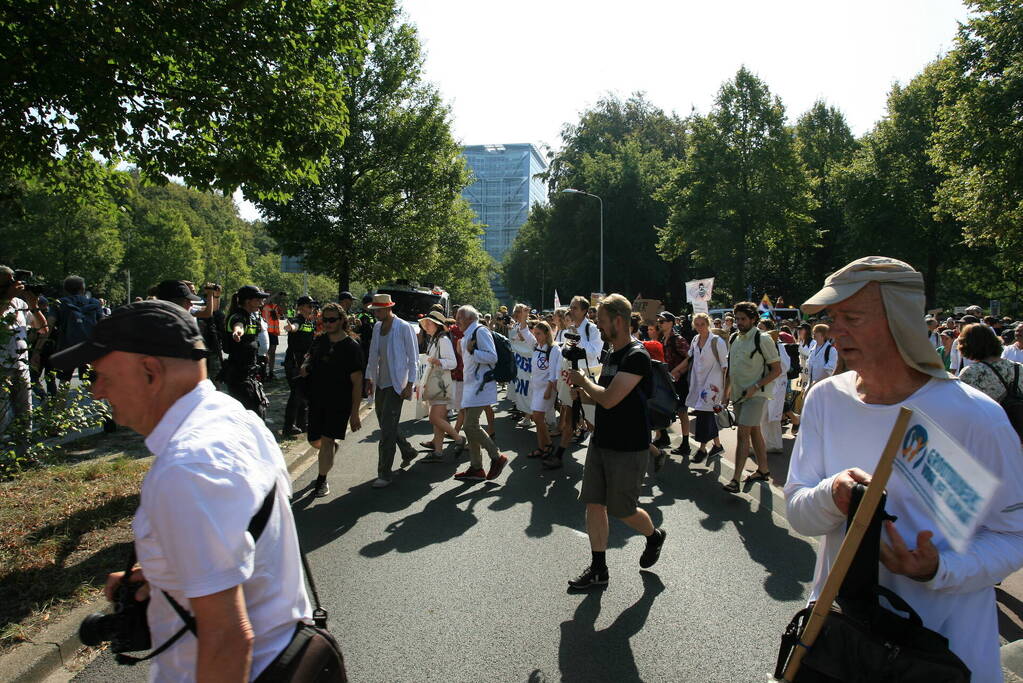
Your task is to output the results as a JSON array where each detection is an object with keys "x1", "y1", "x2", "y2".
[{"x1": 0, "y1": 401, "x2": 373, "y2": 683}]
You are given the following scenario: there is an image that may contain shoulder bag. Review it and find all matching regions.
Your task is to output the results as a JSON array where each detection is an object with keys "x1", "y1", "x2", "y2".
[
  {"x1": 422, "y1": 338, "x2": 451, "y2": 402},
  {"x1": 979, "y1": 360, "x2": 1023, "y2": 441}
]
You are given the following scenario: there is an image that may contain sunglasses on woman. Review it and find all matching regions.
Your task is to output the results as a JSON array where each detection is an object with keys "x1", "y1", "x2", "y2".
[{"x1": 322, "y1": 316, "x2": 341, "y2": 323}]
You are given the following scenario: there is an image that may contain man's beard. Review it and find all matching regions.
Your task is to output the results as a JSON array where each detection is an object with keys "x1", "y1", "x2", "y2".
[{"x1": 599, "y1": 327, "x2": 610, "y2": 343}]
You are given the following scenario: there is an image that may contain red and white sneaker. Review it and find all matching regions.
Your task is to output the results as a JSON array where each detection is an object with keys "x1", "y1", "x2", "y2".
[
  {"x1": 486, "y1": 454, "x2": 509, "y2": 481},
  {"x1": 453, "y1": 467, "x2": 486, "y2": 482}
]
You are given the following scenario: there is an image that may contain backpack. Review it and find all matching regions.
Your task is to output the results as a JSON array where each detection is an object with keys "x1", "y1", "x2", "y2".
[
  {"x1": 729, "y1": 328, "x2": 769, "y2": 392},
  {"x1": 979, "y1": 361, "x2": 1023, "y2": 441},
  {"x1": 784, "y1": 343, "x2": 801, "y2": 380},
  {"x1": 645, "y1": 359, "x2": 680, "y2": 430},
  {"x1": 57, "y1": 298, "x2": 101, "y2": 350},
  {"x1": 472, "y1": 328, "x2": 517, "y2": 383}
]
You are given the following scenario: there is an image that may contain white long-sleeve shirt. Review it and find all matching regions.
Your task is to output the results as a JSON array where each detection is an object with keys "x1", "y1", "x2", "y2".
[
  {"x1": 785, "y1": 372, "x2": 1023, "y2": 682},
  {"x1": 509, "y1": 322, "x2": 536, "y2": 356},
  {"x1": 426, "y1": 335, "x2": 457, "y2": 370},
  {"x1": 460, "y1": 320, "x2": 498, "y2": 408},
  {"x1": 365, "y1": 317, "x2": 419, "y2": 392}
]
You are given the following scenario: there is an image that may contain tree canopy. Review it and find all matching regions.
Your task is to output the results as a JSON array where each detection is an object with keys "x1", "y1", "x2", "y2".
[{"x1": 0, "y1": 0, "x2": 389, "y2": 199}]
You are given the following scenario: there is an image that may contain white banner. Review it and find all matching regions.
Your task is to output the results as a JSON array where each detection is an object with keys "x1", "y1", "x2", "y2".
[
  {"x1": 685, "y1": 278, "x2": 714, "y2": 307},
  {"x1": 553, "y1": 289, "x2": 561, "y2": 311},
  {"x1": 894, "y1": 406, "x2": 1000, "y2": 552},
  {"x1": 692, "y1": 301, "x2": 709, "y2": 315}
]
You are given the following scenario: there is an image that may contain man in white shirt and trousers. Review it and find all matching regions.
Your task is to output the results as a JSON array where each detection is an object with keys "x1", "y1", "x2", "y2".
[
  {"x1": 785, "y1": 256, "x2": 1023, "y2": 682},
  {"x1": 51, "y1": 300, "x2": 314, "y2": 681},
  {"x1": 365, "y1": 294, "x2": 420, "y2": 488}
]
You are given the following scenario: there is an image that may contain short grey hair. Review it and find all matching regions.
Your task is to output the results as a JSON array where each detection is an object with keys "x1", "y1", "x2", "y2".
[
  {"x1": 0, "y1": 265, "x2": 12, "y2": 278},
  {"x1": 63, "y1": 275, "x2": 86, "y2": 294},
  {"x1": 457, "y1": 305, "x2": 479, "y2": 323}
]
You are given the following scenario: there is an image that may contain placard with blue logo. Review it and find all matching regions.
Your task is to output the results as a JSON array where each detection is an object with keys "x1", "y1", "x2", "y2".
[{"x1": 894, "y1": 406, "x2": 1000, "y2": 552}]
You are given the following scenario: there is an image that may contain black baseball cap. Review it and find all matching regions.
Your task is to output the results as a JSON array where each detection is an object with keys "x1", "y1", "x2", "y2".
[
  {"x1": 156, "y1": 280, "x2": 202, "y2": 303},
  {"x1": 51, "y1": 300, "x2": 209, "y2": 370},
  {"x1": 296, "y1": 295, "x2": 314, "y2": 307},
  {"x1": 339, "y1": 291, "x2": 354, "y2": 302},
  {"x1": 657, "y1": 311, "x2": 676, "y2": 322},
  {"x1": 237, "y1": 284, "x2": 270, "y2": 301}
]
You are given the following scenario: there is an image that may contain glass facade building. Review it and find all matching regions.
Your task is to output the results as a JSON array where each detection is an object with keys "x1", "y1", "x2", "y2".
[{"x1": 461, "y1": 143, "x2": 548, "y2": 302}]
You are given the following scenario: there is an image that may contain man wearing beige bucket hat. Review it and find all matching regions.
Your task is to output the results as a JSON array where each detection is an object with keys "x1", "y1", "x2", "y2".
[{"x1": 784, "y1": 256, "x2": 1023, "y2": 681}]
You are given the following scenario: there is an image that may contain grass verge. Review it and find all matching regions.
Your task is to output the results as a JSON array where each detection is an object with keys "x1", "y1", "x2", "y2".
[{"x1": 0, "y1": 456, "x2": 150, "y2": 651}]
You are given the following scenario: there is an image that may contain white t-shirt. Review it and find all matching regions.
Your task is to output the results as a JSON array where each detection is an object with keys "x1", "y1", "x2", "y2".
[
  {"x1": 785, "y1": 372, "x2": 1023, "y2": 682},
  {"x1": 137, "y1": 381, "x2": 310, "y2": 681},
  {"x1": 1, "y1": 297, "x2": 30, "y2": 372},
  {"x1": 1003, "y1": 344, "x2": 1023, "y2": 364},
  {"x1": 685, "y1": 333, "x2": 728, "y2": 411}
]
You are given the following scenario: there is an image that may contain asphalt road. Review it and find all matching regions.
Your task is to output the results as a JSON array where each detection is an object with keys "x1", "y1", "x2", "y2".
[{"x1": 70, "y1": 387, "x2": 815, "y2": 682}]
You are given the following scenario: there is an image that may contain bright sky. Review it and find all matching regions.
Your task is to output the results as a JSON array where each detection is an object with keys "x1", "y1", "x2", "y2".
[{"x1": 238, "y1": 0, "x2": 969, "y2": 220}]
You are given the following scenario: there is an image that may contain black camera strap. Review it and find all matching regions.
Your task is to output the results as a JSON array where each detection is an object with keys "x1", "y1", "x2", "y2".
[{"x1": 116, "y1": 482, "x2": 279, "y2": 666}]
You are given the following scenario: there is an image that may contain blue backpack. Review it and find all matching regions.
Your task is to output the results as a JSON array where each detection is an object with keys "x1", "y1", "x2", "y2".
[{"x1": 57, "y1": 297, "x2": 102, "y2": 350}]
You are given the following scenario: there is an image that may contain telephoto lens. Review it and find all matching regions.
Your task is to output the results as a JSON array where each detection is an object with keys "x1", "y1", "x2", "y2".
[{"x1": 78, "y1": 582, "x2": 152, "y2": 654}]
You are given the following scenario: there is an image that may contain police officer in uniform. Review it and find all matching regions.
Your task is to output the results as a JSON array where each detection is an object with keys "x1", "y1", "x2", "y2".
[
  {"x1": 224, "y1": 285, "x2": 269, "y2": 416},
  {"x1": 282, "y1": 295, "x2": 317, "y2": 436}
]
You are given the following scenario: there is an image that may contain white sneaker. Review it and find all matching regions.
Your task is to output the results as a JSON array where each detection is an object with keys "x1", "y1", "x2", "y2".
[
  {"x1": 517, "y1": 416, "x2": 533, "y2": 428},
  {"x1": 371, "y1": 477, "x2": 391, "y2": 488}
]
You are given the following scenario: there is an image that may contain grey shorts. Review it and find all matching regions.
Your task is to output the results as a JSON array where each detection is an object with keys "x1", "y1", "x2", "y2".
[
  {"x1": 735, "y1": 395, "x2": 767, "y2": 427},
  {"x1": 579, "y1": 442, "x2": 648, "y2": 518}
]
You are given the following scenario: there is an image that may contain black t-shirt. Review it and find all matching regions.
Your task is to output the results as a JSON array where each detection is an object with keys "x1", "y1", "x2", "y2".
[
  {"x1": 285, "y1": 315, "x2": 316, "y2": 364},
  {"x1": 593, "y1": 340, "x2": 652, "y2": 452},
  {"x1": 306, "y1": 335, "x2": 365, "y2": 410},
  {"x1": 224, "y1": 309, "x2": 260, "y2": 366}
]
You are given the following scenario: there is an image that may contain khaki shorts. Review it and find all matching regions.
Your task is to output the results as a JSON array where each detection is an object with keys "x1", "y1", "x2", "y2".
[
  {"x1": 579, "y1": 443, "x2": 648, "y2": 518},
  {"x1": 735, "y1": 395, "x2": 767, "y2": 427}
]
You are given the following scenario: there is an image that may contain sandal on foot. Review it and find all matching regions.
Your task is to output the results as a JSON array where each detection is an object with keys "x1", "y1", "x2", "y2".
[
  {"x1": 527, "y1": 448, "x2": 547, "y2": 458},
  {"x1": 722, "y1": 479, "x2": 740, "y2": 493},
  {"x1": 746, "y1": 470, "x2": 771, "y2": 483}
]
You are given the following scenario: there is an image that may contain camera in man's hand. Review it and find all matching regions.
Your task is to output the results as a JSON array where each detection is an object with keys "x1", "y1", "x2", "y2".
[
  {"x1": 79, "y1": 579, "x2": 151, "y2": 653},
  {"x1": 561, "y1": 332, "x2": 587, "y2": 370}
]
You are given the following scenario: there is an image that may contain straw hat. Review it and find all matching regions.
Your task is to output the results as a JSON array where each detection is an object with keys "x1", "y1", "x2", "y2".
[
  {"x1": 418, "y1": 310, "x2": 447, "y2": 329},
  {"x1": 366, "y1": 293, "x2": 395, "y2": 309}
]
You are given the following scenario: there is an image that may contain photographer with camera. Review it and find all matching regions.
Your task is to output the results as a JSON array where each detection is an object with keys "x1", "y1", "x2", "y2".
[
  {"x1": 1, "y1": 266, "x2": 48, "y2": 436},
  {"x1": 50, "y1": 300, "x2": 335, "y2": 681},
  {"x1": 564, "y1": 294, "x2": 666, "y2": 589}
]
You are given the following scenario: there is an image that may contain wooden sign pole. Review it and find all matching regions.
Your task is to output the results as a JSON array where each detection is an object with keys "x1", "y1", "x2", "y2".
[{"x1": 780, "y1": 407, "x2": 914, "y2": 682}]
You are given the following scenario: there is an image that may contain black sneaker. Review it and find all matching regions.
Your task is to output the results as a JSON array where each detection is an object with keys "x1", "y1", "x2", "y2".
[
  {"x1": 707, "y1": 444, "x2": 725, "y2": 461},
  {"x1": 670, "y1": 442, "x2": 691, "y2": 456},
  {"x1": 313, "y1": 480, "x2": 330, "y2": 498},
  {"x1": 568, "y1": 565, "x2": 609, "y2": 589},
  {"x1": 652, "y1": 431, "x2": 671, "y2": 448},
  {"x1": 639, "y1": 528, "x2": 667, "y2": 569},
  {"x1": 691, "y1": 449, "x2": 707, "y2": 464}
]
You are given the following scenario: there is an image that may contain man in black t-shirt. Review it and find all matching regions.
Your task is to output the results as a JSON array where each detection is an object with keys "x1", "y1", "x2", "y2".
[
  {"x1": 281, "y1": 295, "x2": 317, "y2": 435},
  {"x1": 566, "y1": 293, "x2": 667, "y2": 590}
]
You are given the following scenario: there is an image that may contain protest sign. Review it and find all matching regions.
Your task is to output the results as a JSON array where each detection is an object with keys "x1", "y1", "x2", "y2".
[
  {"x1": 685, "y1": 278, "x2": 714, "y2": 310},
  {"x1": 590, "y1": 292, "x2": 604, "y2": 308},
  {"x1": 894, "y1": 406, "x2": 1000, "y2": 552},
  {"x1": 553, "y1": 290, "x2": 561, "y2": 311},
  {"x1": 632, "y1": 298, "x2": 664, "y2": 323}
]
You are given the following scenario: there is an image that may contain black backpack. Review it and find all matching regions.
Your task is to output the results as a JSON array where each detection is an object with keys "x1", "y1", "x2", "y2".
[
  {"x1": 979, "y1": 361, "x2": 1023, "y2": 441},
  {"x1": 645, "y1": 359, "x2": 680, "y2": 430},
  {"x1": 784, "y1": 343, "x2": 801, "y2": 380},
  {"x1": 472, "y1": 327, "x2": 517, "y2": 383}
]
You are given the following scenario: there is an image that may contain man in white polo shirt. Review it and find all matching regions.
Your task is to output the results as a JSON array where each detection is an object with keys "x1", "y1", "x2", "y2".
[{"x1": 51, "y1": 300, "x2": 315, "y2": 681}]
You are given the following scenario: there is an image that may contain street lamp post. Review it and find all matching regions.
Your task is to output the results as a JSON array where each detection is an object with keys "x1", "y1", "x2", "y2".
[{"x1": 561, "y1": 188, "x2": 604, "y2": 294}]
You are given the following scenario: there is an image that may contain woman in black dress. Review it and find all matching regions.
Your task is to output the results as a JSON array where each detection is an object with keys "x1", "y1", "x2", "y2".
[{"x1": 301, "y1": 302, "x2": 365, "y2": 497}]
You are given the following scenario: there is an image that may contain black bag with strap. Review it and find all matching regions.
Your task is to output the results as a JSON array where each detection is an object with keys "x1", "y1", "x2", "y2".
[
  {"x1": 117, "y1": 483, "x2": 347, "y2": 682},
  {"x1": 979, "y1": 360, "x2": 1023, "y2": 441},
  {"x1": 775, "y1": 485, "x2": 970, "y2": 682}
]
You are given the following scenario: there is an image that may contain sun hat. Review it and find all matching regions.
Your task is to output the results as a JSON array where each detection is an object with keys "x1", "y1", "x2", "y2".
[
  {"x1": 366, "y1": 293, "x2": 395, "y2": 309},
  {"x1": 418, "y1": 310, "x2": 447, "y2": 329},
  {"x1": 802, "y1": 256, "x2": 948, "y2": 380}
]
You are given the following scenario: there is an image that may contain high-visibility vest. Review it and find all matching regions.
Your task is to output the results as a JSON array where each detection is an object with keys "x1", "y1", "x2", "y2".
[{"x1": 262, "y1": 304, "x2": 281, "y2": 335}]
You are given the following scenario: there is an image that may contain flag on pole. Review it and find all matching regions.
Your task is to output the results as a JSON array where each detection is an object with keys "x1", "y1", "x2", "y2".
[
  {"x1": 553, "y1": 290, "x2": 561, "y2": 311},
  {"x1": 758, "y1": 293, "x2": 774, "y2": 318}
]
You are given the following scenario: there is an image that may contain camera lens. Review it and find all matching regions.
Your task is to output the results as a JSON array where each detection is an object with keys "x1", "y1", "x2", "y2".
[{"x1": 79, "y1": 612, "x2": 116, "y2": 646}]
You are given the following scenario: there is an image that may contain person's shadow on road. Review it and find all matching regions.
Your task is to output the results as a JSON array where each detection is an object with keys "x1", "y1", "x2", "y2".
[{"x1": 557, "y1": 571, "x2": 666, "y2": 682}]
